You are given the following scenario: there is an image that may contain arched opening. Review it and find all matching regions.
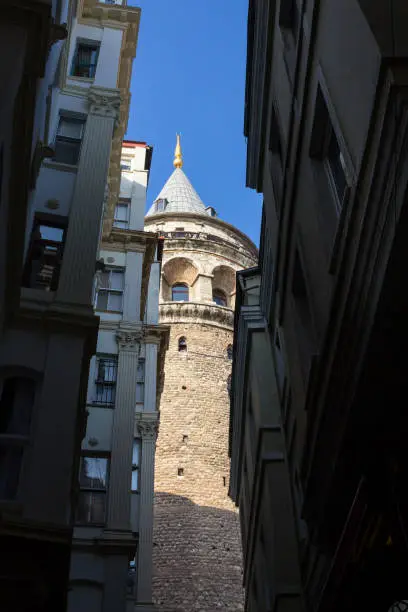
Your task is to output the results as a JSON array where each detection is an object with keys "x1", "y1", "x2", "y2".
[
  {"x1": 178, "y1": 337, "x2": 187, "y2": 352},
  {"x1": 227, "y1": 344, "x2": 233, "y2": 360},
  {"x1": 172, "y1": 283, "x2": 189, "y2": 302},
  {"x1": 213, "y1": 289, "x2": 227, "y2": 307}
]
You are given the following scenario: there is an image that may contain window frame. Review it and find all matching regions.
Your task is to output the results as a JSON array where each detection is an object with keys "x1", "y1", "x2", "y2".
[
  {"x1": 178, "y1": 337, "x2": 187, "y2": 352},
  {"x1": 92, "y1": 354, "x2": 118, "y2": 407},
  {"x1": 155, "y1": 198, "x2": 167, "y2": 213},
  {"x1": 53, "y1": 114, "x2": 86, "y2": 166},
  {"x1": 171, "y1": 283, "x2": 189, "y2": 302},
  {"x1": 76, "y1": 453, "x2": 110, "y2": 525},
  {"x1": 113, "y1": 200, "x2": 130, "y2": 229},
  {"x1": 0, "y1": 375, "x2": 37, "y2": 502},
  {"x1": 213, "y1": 289, "x2": 228, "y2": 307},
  {"x1": 71, "y1": 39, "x2": 100, "y2": 79},
  {"x1": 95, "y1": 267, "x2": 125, "y2": 313},
  {"x1": 22, "y1": 213, "x2": 68, "y2": 292}
]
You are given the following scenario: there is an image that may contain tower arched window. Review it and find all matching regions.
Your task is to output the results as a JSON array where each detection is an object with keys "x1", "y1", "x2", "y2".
[
  {"x1": 172, "y1": 283, "x2": 189, "y2": 302},
  {"x1": 227, "y1": 344, "x2": 233, "y2": 360},
  {"x1": 178, "y1": 337, "x2": 187, "y2": 352},
  {"x1": 213, "y1": 289, "x2": 227, "y2": 307}
]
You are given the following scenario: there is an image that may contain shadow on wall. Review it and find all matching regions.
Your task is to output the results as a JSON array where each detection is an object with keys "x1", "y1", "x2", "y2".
[{"x1": 153, "y1": 492, "x2": 244, "y2": 612}]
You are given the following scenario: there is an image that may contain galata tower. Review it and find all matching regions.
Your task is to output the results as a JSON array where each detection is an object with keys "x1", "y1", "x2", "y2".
[{"x1": 145, "y1": 136, "x2": 257, "y2": 611}]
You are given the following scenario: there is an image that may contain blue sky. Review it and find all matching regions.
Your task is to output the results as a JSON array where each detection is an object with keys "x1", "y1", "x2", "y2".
[{"x1": 125, "y1": 0, "x2": 262, "y2": 246}]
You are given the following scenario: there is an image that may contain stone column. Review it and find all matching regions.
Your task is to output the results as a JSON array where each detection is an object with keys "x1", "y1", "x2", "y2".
[
  {"x1": 143, "y1": 342, "x2": 158, "y2": 413},
  {"x1": 106, "y1": 329, "x2": 143, "y2": 531},
  {"x1": 57, "y1": 86, "x2": 121, "y2": 308},
  {"x1": 196, "y1": 273, "x2": 213, "y2": 302},
  {"x1": 135, "y1": 414, "x2": 159, "y2": 609}
]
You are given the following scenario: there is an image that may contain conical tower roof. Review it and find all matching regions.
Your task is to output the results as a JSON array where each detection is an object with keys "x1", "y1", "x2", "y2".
[{"x1": 146, "y1": 135, "x2": 207, "y2": 217}]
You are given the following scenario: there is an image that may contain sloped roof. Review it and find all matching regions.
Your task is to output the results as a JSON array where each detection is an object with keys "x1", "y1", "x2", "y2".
[{"x1": 146, "y1": 167, "x2": 207, "y2": 217}]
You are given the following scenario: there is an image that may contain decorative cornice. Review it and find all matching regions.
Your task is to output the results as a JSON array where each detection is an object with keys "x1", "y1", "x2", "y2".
[
  {"x1": 101, "y1": 229, "x2": 157, "y2": 253},
  {"x1": 88, "y1": 86, "x2": 121, "y2": 123},
  {"x1": 159, "y1": 301, "x2": 234, "y2": 330}
]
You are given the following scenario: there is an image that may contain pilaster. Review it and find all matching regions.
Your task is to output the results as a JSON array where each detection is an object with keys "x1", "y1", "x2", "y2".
[
  {"x1": 105, "y1": 328, "x2": 144, "y2": 531},
  {"x1": 135, "y1": 412, "x2": 159, "y2": 607},
  {"x1": 143, "y1": 342, "x2": 158, "y2": 413},
  {"x1": 57, "y1": 86, "x2": 121, "y2": 309},
  {"x1": 123, "y1": 251, "x2": 144, "y2": 322}
]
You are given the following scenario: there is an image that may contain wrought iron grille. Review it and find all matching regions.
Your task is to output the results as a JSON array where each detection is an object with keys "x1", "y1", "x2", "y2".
[{"x1": 93, "y1": 357, "x2": 118, "y2": 406}]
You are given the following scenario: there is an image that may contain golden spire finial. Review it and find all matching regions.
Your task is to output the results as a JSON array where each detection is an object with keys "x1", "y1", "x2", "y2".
[{"x1": 173, "y1": 133, "x2": 183, "y2": 169}]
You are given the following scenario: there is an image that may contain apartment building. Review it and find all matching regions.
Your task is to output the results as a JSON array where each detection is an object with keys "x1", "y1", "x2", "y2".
[
  {"x1": 0, "y1": 1, "x2": 145, "y2": 610},
  {"x1": 69, "y1": 141, "x2": 168, "y2": 612},
  {"x1": 230, "y1": 1, "x2": 408, "y2": 611}
]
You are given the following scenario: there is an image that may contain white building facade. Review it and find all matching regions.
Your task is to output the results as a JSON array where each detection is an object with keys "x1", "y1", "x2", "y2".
[
  {"x1": 0, "y1": 2, "x2": 150, "y2": 611},
  {"x1": 68, "y1": 141, "x2": 168, "y2": 612}
]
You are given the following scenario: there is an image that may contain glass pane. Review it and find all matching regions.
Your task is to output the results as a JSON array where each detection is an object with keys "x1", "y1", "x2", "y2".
[
  {"x1": 98, "y1": 271, "x2": 110, "y2": 288},
  {"x1": 115, "y1": 203, "x2": 129, "y2": 222},
  {"x1": 132, "y1": 440, "x2": 141, "y2": 466},
  {"x1": 38, "y1": 225, "x2": 64, "y2": 242},
  {"x1": 95, "y1": 383, "x2": 115, "y2": 405},
  {"x1": 0, "y1": 445, "x2": 23, "y2": 500},
  {"x1": 96, "y1": 290, "x2": 108, "y2": 311},
  {"x1": 131, "y1": 468, "x2": 139, "y2": 492},
  {"x1": 98, "y1": 358, "x2": 117, "y2": 382},
  {"x1": 77, "y1": 491, "x2": 106, "y2": 524},
  {"x1": 110, "y1": 270, "x2": 124, "y2": 290},
  {"x1": 58, "y1": 117, "x2": 84, "y2": 139},
  {"x1": 213, "y1": 291, "x2": 227, "y2": 306},
  {"x1": 327, "y1": 130, "x2": 347, "y2": 203},
  {"x1": 172, "y1": 284, "x2": 189, "y2": 301},
  {"x1": 108, "y1": 292, "x2": 123, "y2": 312},
  {"x1": 136, "y1": 382, "x2": 144, "y2": 403},
  {"x1": 79, "y1": 457, "x2": 108, "y2": 489},
  {"x1": 54, "y1": 139, "x2": 81, "y2": 165}
]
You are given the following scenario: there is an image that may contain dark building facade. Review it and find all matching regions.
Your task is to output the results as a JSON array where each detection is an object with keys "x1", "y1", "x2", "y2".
[{"x1": 229, "y1": 1, "x2": 408, "y2": 611}]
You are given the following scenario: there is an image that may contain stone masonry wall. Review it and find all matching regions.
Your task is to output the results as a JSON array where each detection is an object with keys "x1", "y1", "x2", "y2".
[{"x1": 152, "y1": 321, "x2": 244, "y2": 611}]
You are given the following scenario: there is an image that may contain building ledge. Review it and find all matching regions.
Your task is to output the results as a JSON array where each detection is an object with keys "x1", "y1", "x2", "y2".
[{"x1": 159, "y1": 301, "x2": 234, "y2": 329}]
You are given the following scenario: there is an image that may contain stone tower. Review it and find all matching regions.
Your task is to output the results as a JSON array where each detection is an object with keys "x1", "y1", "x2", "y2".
[{"x1": 145, "y1": 136, "x2": 257, "y2": 611}]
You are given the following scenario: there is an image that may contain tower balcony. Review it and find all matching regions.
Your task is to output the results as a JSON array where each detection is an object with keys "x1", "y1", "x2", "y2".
[{"x1": 159, "y1": 301, "x2": 234, "y2": 330}]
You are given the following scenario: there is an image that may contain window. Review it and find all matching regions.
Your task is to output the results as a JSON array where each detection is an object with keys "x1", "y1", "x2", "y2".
[
  {"x1": 71, "y1": 41, "x2": 100, "y2": 79},
  {"x1": 77, "y1": 455, "x2": 109, "y2": 524},
  {"x1": 23, "y1": 215, "x2": 67, "y2": 291},
  {"x1": 279, "y1": 0, "x2": 299, "y2": 36},
  {"x1": 174, "y1": 227, "x2": 185, "y2": 238},
  {"x1": 93, "y1": 356, "x2": 118, "y2": 406},
  {"x1": 136, "y1": 359, "x2": 145, "y2": 405},
  {"x1": 113, "y1": 202, "x2": 130, "y2": 229},
  {"x1": 178, "y1": 337, "x2": 187, "y2": 352},
  {"x1": 155, "y1": 198, "x2": 167, "y2": 213},
  {"x1": 0, "y1": 377, "x2": 35, "y2": 500},
  {"x1": 53, "y1": 115, "x2": 85, "y2": 165},
  {"x1": 95, "y1": 268, "x2": 124, "y2": 312},
  {"x1": 310, "y1": 86, "x2": 348, "y2": 215},
  {"x1": 131, "y1": 440, "x2": 141, "y2": 492},
  {"x1": 213, "y1": 289, "x2": 227, "y2": 307},
  {"x1": 172, "y1": 283, "x2": 189, "y2": 302},
  {"x1": 120, "y1": 161, "x2": 131, "y2": 171},
  {"x1": 226, "y1": 344, "x2": 233, "y2": 360}
]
